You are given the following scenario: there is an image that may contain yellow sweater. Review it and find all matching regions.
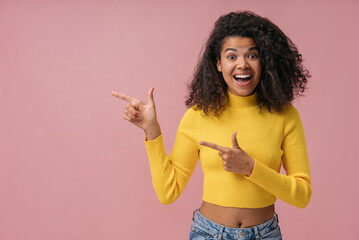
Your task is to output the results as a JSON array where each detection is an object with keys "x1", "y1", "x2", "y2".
[{"x1": 145, "y1": 91, "x2": 312, "y2": 209}]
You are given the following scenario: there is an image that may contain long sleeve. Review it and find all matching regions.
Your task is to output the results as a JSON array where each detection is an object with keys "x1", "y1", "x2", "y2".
[
  {"x1": 144, "y1": 108, "x2": 199, "y2": 205},
  {"x1": 245, "y1": 106, "x2": 312, "y2": 208}
]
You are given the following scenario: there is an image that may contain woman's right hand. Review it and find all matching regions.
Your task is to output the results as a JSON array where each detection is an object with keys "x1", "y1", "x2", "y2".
[{"x1": 111, "y1": 87, "x2": 161, "y2": 140}]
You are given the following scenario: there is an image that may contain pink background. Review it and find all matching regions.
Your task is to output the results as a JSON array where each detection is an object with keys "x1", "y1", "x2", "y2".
[{"x1": 1, "y1": 0, "x2": 358, "y2": 239}]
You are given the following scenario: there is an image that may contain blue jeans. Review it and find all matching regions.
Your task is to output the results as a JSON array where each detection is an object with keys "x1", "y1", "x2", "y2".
[{"x1": 189, "y1": 209, "x2": 282, "y2": 240}]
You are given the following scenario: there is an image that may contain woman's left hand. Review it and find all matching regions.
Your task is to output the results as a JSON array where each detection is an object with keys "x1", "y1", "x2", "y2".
[{"x1": 199, "y1": 131, "x2": 255, "y2": 176}]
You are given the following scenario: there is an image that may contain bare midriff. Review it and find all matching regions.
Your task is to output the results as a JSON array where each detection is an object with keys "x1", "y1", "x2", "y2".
[{"x1": 199, "y1": 201, "x2": 274, "y2": 228}]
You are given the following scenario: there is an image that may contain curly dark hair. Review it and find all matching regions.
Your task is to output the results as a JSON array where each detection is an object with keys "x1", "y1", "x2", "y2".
[{"x1": 185, "y1": 11, "x2": 310, "y2": 115}]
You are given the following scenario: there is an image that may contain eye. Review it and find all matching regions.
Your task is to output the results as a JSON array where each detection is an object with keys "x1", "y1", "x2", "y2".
[
  {"x1": 227, "y1": 55, "x2": 236, "y2": 60},
  {"x1": 248, "y1": 53, "x2": 259, "y2": 59}
]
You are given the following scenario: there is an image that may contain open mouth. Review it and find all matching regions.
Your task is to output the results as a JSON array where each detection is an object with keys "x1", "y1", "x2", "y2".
[{"x1": 233, "y1": 74, "x2": 252, "y2": 85}]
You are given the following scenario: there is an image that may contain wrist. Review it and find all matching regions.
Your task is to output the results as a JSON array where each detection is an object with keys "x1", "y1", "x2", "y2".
[
  {"x1": 144, "y1": 123, "x2": 161, "y2": 140},
  {"x1": 244, "y1": 158, "x2": 255, "y2": 177}
]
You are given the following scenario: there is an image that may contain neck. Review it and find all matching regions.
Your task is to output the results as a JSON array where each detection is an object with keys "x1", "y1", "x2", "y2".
[{"x1": 227, "y1": 91, "x2": 258, "y2": 109}]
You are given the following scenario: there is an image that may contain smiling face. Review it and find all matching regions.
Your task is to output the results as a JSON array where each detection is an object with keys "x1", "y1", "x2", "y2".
[{"x1": 217, "y1": 36, "x2": 262, "y2": 97}]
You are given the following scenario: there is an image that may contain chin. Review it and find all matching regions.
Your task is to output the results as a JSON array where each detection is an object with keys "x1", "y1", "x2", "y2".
[{"x1": 231, "y1": 87, "x2": 255, "y2": 97}]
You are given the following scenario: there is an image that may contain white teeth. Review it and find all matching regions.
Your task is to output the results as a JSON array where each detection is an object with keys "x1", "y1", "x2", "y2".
[{"x1": 235, "y1": 75, "x2": 251, "y2": 79}]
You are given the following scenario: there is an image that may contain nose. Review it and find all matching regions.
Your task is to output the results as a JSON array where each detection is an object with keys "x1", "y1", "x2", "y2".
[{"x1": 236, "y1": 57, "x2": 249, "y2": 69}]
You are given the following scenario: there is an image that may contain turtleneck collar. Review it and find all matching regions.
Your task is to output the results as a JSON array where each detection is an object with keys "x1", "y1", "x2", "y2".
[{"x1": 227, "y1": 91, "x2": 258, "y2": 109}]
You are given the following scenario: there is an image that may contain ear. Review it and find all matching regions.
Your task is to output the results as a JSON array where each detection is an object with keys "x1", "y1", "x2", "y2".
[{"x1": 216, "y1": 58, "x2": 222, "y2": 72}]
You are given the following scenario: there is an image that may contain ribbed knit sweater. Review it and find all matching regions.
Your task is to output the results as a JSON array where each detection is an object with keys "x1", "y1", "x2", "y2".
[{"x1": 145, "y1": 91, "x2": 312, "y2": 208}]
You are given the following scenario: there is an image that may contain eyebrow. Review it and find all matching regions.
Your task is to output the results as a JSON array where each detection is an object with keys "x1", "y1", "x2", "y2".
[{"x1": 224, "y1": 46, "x2": 259, "y2": 53}]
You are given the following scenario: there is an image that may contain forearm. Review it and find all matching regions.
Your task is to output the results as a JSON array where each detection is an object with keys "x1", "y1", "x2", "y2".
[
  {"x1": 246, "y1": 160, "x2": 312, "y2": 208},
  {"x1": 144, "y1": 108, "x2": 199, "y2": 204},
  {"x1": 145, "y1": 133, "x2": 198, "y2": 205}
]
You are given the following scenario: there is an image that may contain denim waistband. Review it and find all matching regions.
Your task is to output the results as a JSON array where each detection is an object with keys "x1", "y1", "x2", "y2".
[{"x1": 192, "y1": 208, "x2": 279, "y2": 239}]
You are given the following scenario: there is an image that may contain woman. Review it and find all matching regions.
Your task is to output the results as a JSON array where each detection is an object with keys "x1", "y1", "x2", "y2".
[{"x1": 112, "y1": 11, "x2": 311, "y2": 240}]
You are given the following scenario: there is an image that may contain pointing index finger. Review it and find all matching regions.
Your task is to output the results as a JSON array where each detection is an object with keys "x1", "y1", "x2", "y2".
[
  {"x1": 111, "y1": 91, "x2": 135, "y2": 103},
  {"x1": 199, "y1": 141, "x2": 228, "y2": 152}
]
